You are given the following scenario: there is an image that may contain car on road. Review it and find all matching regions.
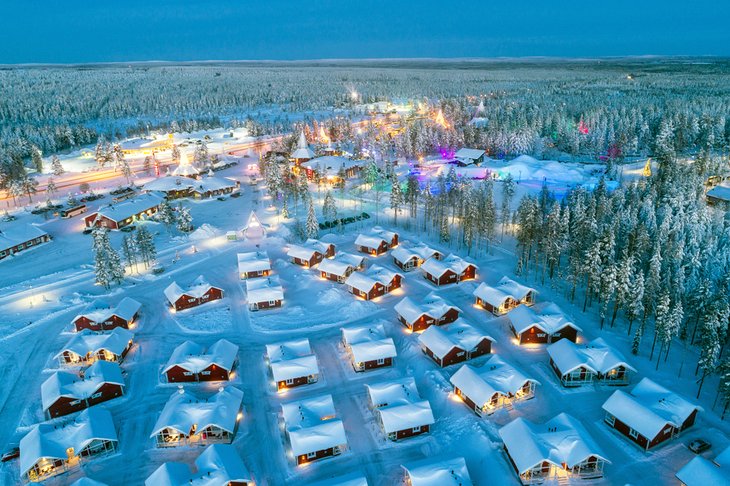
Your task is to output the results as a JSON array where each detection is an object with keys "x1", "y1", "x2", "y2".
[{"x1": 688, "y1": 439, "x2": 712, "y2": 454}]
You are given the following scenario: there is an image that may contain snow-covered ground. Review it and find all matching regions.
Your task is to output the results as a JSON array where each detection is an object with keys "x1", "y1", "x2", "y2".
[{"x1": 0, "y1": 154, "x2": 727, "y2": 486}]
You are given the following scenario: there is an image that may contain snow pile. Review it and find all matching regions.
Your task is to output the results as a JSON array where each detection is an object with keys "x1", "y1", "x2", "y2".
[
  {"x1": 189, "y1": 223, "x2": 221, "y2": 241},
  {"x1": 173, "y1": 306, "x2": 233, "y2": 334}
]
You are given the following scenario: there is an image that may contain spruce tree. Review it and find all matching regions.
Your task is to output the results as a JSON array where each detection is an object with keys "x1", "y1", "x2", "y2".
[
  {"x1": 305, "y1": 196, "x2": 319, "y2": 239},
  {"x1": 51, "y1": 155, "x2": 65, "y2": 176}
]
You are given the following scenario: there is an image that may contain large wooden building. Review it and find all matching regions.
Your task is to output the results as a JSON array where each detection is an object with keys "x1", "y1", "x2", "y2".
[
  {"x1": 0, "y1": 224, "x2": 51, "y2": 260},
  {"x1": 547, "y1": 338, "x2": 636, "y2": 387},
  {"x1": 300, "y1": 156, "x2": 364, "y2": 182},
  {"x1": 41, "y1": 360, "x2": 125, "y2": 419},
  {"x1": 499, "y1": 413, "x2": 609, "y2": 484},
  {"x1": 164, "y1": 276, "x2": 223, "y2": 311},
  {"x1": 507, "y1": 303, "x2": 581, "y2": 345},
  {"x1": 341, "y1": 323, "x2": 397, "y2": 372},
  {"x1": 602, "y1": 378, "x2": 701, "y2": 451},
  {"x1": 281, "y1": 394, "x2": 348, "y2": 465},
  {"x1": 56, "y1": 327, "x2": 134, "y2": 366},
  {"x1": 163, "y1": 339, "x2": 239, "y2": 383},
  {"x1": 20, "y1": 408, "x2": 118, "y2": 483},
  {"x1": 420, "y1": 254, "x2": 477, "y2": 286},
  {"x1": 245, "y1": 275, "x2": 284, "y2": 311},
  {"x1": 83, "y1": 193, "x2": 163, "y2": 230},
  {"x1": 473, "y1": 277, "x2": 536, "y2": 316},
  {"x1": 150, "y1": 387, "x2": 244, "y2": 448},
  {"x1": 144, "y1": 175, "x2": 240, "y2": 200},
  {"x1": 144, "y1": 444, "x2": 254, "y2": 486},
  {"x1": 449, "y1": 356, "x2": 539, "y2": 416},
  {"x1": 394, "y1": 292, "x2": 461, "y2": 332},
  {"x1": 366, "y1": 377, "x2": 435, "y2": 441},
  {"x1": 237, "y1": 251, "x2": 272, "y2": 279},
  {"x1": 418, "y1": 319, "x2": 494, "y2": 367},
  {"x1": 72, "y1": 297, "x2": 141, "y2": 332},
  {"x1": 265, "y1": 338, "x2": 319, "y2": 391},
  {"x1": 345, "y1": 264, "x2": 402, "y2": 300}
]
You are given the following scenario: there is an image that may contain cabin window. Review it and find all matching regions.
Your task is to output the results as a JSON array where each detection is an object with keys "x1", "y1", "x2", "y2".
[
  {"x1": 307, "y1": 451, "x2": 317, "y2": 459},
  {"x1": 70, "y1": 400, "x2": 82, "y2": 406},
  {"x1": 628, "y1": 428, "x2": 639, "y2": 439},
  {"x1": 0, "y1": 251, "x2": 6, "y2": 257},
  {"x1": 376, "y1": 358, "x2": 386, "y2": 365},
  {"x1": 605, "y1": 414, "x2": 616, "y2": 426},
  {"x1": 286, "y1": 378, "x2": 295, "y2": 385},
  {"x1": 412, "y1": 426, "x2": 421, "y2": 433},
  {"x1": 201, "y1": 371, "x2": 211, "y2": 375},
  {"x1": 183, "y1": 371, "x2": 193, "y2": 376},
  {"x1": 188, "y1": 298, "x2": 196, "y2": 303},
  {"x1": 268, "y1": 300, "x2": 276, "y2": 306},
  {"x1": 91, "y1": 392, "x2": 102, "y2": 399}
]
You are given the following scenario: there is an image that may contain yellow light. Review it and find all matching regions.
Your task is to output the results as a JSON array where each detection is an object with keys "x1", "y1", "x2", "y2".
[{"x1": 236, "y1": 412, "x2": 243, "y2": 422}]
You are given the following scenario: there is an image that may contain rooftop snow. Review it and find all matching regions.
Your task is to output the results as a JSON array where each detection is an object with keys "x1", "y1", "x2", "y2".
[
  {"x1": 281, "y1": 394, "x2": 347, "y2": 456},
  {"x1": 454, "y1": 148, "x2": 485, "y2": 161},
  {"x1": 676, "y1": 456, "x2": 727, "y2": 486},
  {"x1": 421, "y1": 253, "x2": 475, "y2": 278},
  {"x1": 41, "y1": 360, "x2": 125, "y2": 411},
  {"x1": 89, "y1": 193, "x2": 163, "y2": 223},
  {"x1": 164, "y1": 275, "x2": 220, "y2": 304},
  {"x1": 402, "y1": 456, "x2": 473, "y2": 486},
  {"x1": 150, "y1": 386, "x2": 244, "y2": 437},
  {"x1": 602, "y1": 378, "x2": 701, "y2": 439},
  {"x1": 0, "y1": 223, "x2": 48, "y2": 252},
  {"x1": 547, "y1": 337, "x2": 636, "y2": 375},
  {"x1": 707, "y1": 183, "x2": 730, "y2": 202},
  {"x1": 394, "y1": 293, "x2": 461, "y2": 324},
  {"x1": 20, "y1": 407, "x2": 117, "y2": 478},
  {"x1": 391, "y1": 243, "x2": 441, "y2": 264},
  {"x1": 508, "y1": 302, "x2": 581, "y2": 335},
  {"x1": 319, "y1": 252, "x2": 364, "y2": 276},
  {"x1": 473, "y1": 276, "x2": 535, "y2": 308},
  {"x1": 56, "y1": 327, "x2": 133, "y2": 359},
  {"x1": 355, "y1": 233, "x2": 388, "y2": 250},
  {"x1": 245, "y1": 275, "x2": 283, "y2": 303},
  {"x1": 163, "y1": 339, "x2": 238, "y2": 374},
  {"x1": 418, "y1": 319, "x2": 494, "y2": 359},
  {"x1": 449, "y1": 355, "x2": 539, "y2": 406},
  {"x1": 345, "y1": 264, "x2": 401, "y2": 293},
  {"x1": 366, "y1": 378, "x2": 434, "y2": 433},
  {"x1": 237, "y1": 251, "x2": 271, "y2": 274},
  {"x1": 301, "y1": 155, "x2": 363, "y2": 176},
  {"x1": 73, "y1": 296, "x2": 141, "y2": 324},
  {"x1": 498, "y1": 413, "x2": 610, "y2": 474},
  {"x1": 266, "y1": 338, "x2": 313, "y2": 362},
  {"x1": 145, "y1": 444, "x2": 252, "y2": 486}
]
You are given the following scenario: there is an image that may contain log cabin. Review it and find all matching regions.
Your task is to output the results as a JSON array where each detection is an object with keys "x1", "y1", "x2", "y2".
[
  {"x1": 420, "y1": 254, "x2": 477, "y2": 286},
  {"x1": 341, "y1": 323, "x2": 397, "y2": 372},
  {"x1": 245, "y1": 275, "x2": 284, "y2": 311},
  {"x1": 391, "y1": 243, "x2": 442, "y2": 271},
  {"x1": 281, "y1": 394, "x2": 347, "y2": 465},
  {"x1": 237, "y1": 251, "x2": 271, "y2": 279},
  {"x1": 164, "y1": 276, "x2": 223, "y2": 311},
  {"x1": 401, "y1": 457, "x2": 472, "y2": 486},
  {"x1": 418, "y1": 319, "x2": 494, "y2": 367},
  {"x1": 265, "y1": 338, "x2": 319, "y2": 390},
  {"x1": 355, "y1": 227, "x2": 398, "y2": 256},
  {"x1": 507, "y1": 303, "x2": 581, "y2": 345},
  {"x1": 83, "y1": 193, "x2": 163, "y2": 230},
  {"x1": 41, "y1": 361, "x2": 125, "y2": 419},
  {"x1": 0, "y1": 224, "x2": 51, "y2": 260},
  {"x1": 473, "y1": 277, "x2": 536, "y2": 316},
  {"x1": 144, "y1": 444, "x2": 254, "y2": 486},
  {"x1": 547, "y1": 338, "x2": 636, "y2": 387},
  {"x1": 345, "y1": 264, "x2": 402, "y2": 300},
  {"x1": 72, "y1": 297, "x2": 141, "y2": 332},
  {"x1": 365, "y1": 377, "x2": 435, "y2": 441},
  {"x1": 56, "y1": 328, "x2": 134, "y2": 366},
  {"x1": 163, "y1": 339, "x2": 239, "y2": 383},
  {"x1": 394, "y1": 292, "x2": 461, "y2": 332}
]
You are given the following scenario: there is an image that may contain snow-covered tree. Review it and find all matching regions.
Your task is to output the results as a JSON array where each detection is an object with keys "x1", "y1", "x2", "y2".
[
  {"x1": 51, "y1": 155, "x2": 64, "y2": 176},
  {"x1": 390, "y1": 178, "x2": 403, "y2": 224},
  {"x1": 92, "y1": 228, "x2": 124, "y2": 289},
  {"x1": 305, "y1": 196, "x2": 319, "y2": 239},
  {"x1": 121, "y1": 234, "x2": 139, "y2": 274},
  {"x1": 322, "y1": 191, "x2": 337, "y2": 223},
  {"x1": 31, "y1": 147, "x2": 43, "y2": 173},
  {"x1": 176, "y1": 204, "x2": 193, "y2": 233},
  {"x1": 157, "y1": 201, "x2": 176, "y2": 232},
  {"x1": 135, "y1": 226, "x2": 157, "y2": 268}
]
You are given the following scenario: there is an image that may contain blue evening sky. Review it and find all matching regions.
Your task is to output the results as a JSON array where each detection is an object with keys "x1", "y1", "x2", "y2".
[{"x1": 1, "y1": 0, "x2": 729, "y2": 64}]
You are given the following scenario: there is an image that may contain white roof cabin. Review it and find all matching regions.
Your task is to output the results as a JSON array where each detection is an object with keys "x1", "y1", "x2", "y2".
[
  {"x1": 281, "y1": 394, "x2": 347, "y2": 457},
  {"x1": 401, "y1": 457, "x2": 473, "y2": 486},
  {"x1": 265, "y1": 338, "x2": 319, "y2": 383},
  {"x1": 355, "y1": 233, "x2": 388, "y2": 251},
  {"x1": 0, "y1": 223, "x2": 49, "y2": 253},
  {"x1": 163, "y1": 339, "x2": 239, "y2": 374},
  {"x1": 150, "y1": 387, "x2": 244, "y2": 439},
  {"x1": 602, "y1": 378, "x2": 701, "y2": 441},
  {"x1": 319, "y1": 252, "x2": 365, "y2": 277},
  {"x1": 291, "y1": 131, "x2": 316, "y2": 160},
  {"x1": 301, "y1": 156, "x2": 363, "y2": 178},
  {"x1": 237, "y1": 251, "x2": 271, "y2": 277},
  {"x1": 342, "y1": 323, "x2": 397, "y2": 364},
  {"x1": 454, "y1": 148, "x2": 485, "y2": 164},
  {"x1": 88, "y1": 193, "x2": 164, "y2": 225},
  {"x1": 164, "y1": 275, "x2": 221, "y2": 305},
  {"x1": 498, "y1": 413, "x2": 610, "y2": 476},
  {"x1": 345, "y1": 264, "x2": 402, "y2": 294},
  {"x1": 418, "y1": 319, "x2": 494, "y2": 360},
  {"x1": 56, "y1": 327, "x2": 134, "y2": 361},
  {"x1": 676, "y1": 455, "x2": 728, "y2": 486},
  {"x1": 144, "y1": 444, "x2": 253, "y2": 486},
  {"x1": 421, "y1": 253, "x2": 476, "y2": 278},
  {"x1": 74, "y1": 297, "x2": 141, "y2": 326},
  {"x1": 547, "y1": 337, "x2": 636, "y2": 376},
  {"x1": 391, "y1": 243, "x2": 441, "y2": 266},
  {"x1": 287, "y1": 244, "x2": 320, "y2": 263},
  {"x1": 473, "y1": 277, "x2": 536, "y2": 308},
  {"x1": 508, "y1": 302, "x2": 582, "y2": 336},
  {"x1": 41, "y1": 360, "x2": 125, "y2": 412},
  {"x1": 394, "y1": 293, "x2": 462, "y2": 325},
  {"x1": 245, "y1": 275, "x2": 284, "y2": 304},
  {"x1": 365, "y1": 377, "x2": 435, "y2": 434},
  {"x1": 450, "y1": 356, "x2": 539, "y2": 407},
  {"x1": 20, "y1": 407, "x2": 117, "y2": 480},
  {"x1": 707, "y1": 182, "x2": 730, "y2": 203}
]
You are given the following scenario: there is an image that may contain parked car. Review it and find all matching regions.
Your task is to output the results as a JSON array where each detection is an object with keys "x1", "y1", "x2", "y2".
[
  {"x1": 152, "y1": 266, "x2": 165, "y2": 275},
  {"x1": 230, "y1": 191, "x2": 241, "y2": 198},
  {"x1": 120, "y1": 225, "x2": 136, "y2": 232},
  {"x1": 82, "y1": 228, "x2": 94, "y2": 235},
  {"x1": 217, "y1": 196, "x2": 227, "y2": 201},
  {"x1": 688, "y1": 439, "x2": 712, "y2": 454},
  {"x1": 1, "y1": 446, "x2": 19, "y2": 462}
]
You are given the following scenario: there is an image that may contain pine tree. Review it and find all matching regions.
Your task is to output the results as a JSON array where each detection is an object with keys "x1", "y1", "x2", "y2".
[
  {"x1": 31, "y1": 147, "x2": 43, "y2": 173},
  {"x1": 500, "y1": 173, "x2": 515, "y2": 237},
  {"x1": 390, "y1": 178, "x2": 403, "y2": 224},
  {"x1": 92, "y1": 228, "x2": 124, "y2": 289},
  {"x1": 51, "y1": 155, "x2": 65, "y2": 176},
  {"x1": 121, "y1": 158, "x2": 133, "y2": 185},
  {"x1": 122, "y1": 235, "x2": 139, "y2": 274},
  {"x1": 46, "y1": 177, "x2": 57, "y2": 201},
  {"x1": 135, "y1": 226, "x2": 157, "y2": 268},
  {"x1": 21, "y1": 176, "x2": 38, "y2": 203},
  {"x1": 716, "y1": 356, "x2": 730, "y2": 419},
  {"x1": 305, "y1": 196, "x2": 319, "y2": 239},
  {"x1": 626, "y1": 269, "x2": 645, "y2": 335},
  {"x1": 112, "y1": 144, "x2": 125, "y2": 172},
  {"x1": 158, "y1": 202, "x2": 176, "y2": 233},
  {"x1": 176, "y1": 204, "x2": 193, "y2": 233},
  {"x1": 631, "y1": 322, "x2": 643, "y2": 355},
  {"x1": 322, "y1": 191, "x2": 337, "y2": 223}
]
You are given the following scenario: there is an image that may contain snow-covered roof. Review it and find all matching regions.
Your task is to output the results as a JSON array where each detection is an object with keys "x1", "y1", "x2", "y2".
[
  {"x1": 301, "y1": 156, "x2": 363, "y2": 176},
  {"x1": 342, "y1": 323, "x2": 397, "y2": 363},
  {"x1": 421, "y1": 253, "x2": 476, "y2": 278},
  {"x1": 418, "y1": 319, "x2": 494, "y2": 359},
  {"x1": 391, "y1": 243, "x2": 441, "y2": 264},
  {"x1": 163, "y1": 339, "x2": 239, "y2": 374},
  {"x1": 473, "y1": 277, "x2": 536, "y2": 308},
  {"x1": 676, "y1": 456, "x2": 726, "y2": 486},
  {"x1": 345, "y1": 264, "x2": 402, "y2": 293},
  {"x1": 281, "y1": 394, "x2": 347, "y2": 456},
  {"x1": 74, "y1": 296, "x2": 141, "y2": 325},
  {"x1": 366, "y1": 378, "x2": 434, "y2": 433},
  {"x1": 291, "y1": 131, "x2": 315, "y2": 160},
  {"x1": 237, "y1": 251, "x2": 271, "y2": 274},
  {"x1": 191, "y1": 176, "x2": 238, "y2": 194},
  {"x1": 164, "y1": 275, "x2": 220, "y2": 304},
  {"x1": 144, "y1": 176, "x2": 194, "y2": 192},
  {"x1": 602, "y1": 378, "x2": 701, "y2": 439},
  {"x1": 150, "y1": 386, "x2": 244, "y2": 437},
  {"x1": 172, "y1": 153, "x2": 199, "y2": 177},
  {"x1": 402, "y1": 457, "x2": 473, "y2": 486},
  {"x1": 498, "y1": 413, "x2": 610, "y2": 474},
  {"x1": 319, "y1": 252, "x2": 363, "y2": 277},
  {"x1": 508, "y1": 302, "x2": 581, "y2": 335},
  {"x1": 0, "y1": 223, "x2": 48, "y2": 252},
  {"x1": 145, "y1": 444, "x2": 252, "y2": 486},
  {"x1": 41, "y1": 360, "x2": 125, "y2": 411},
  {"x1": 355, "y1": 233, "x2": 388, "y2": 250},
  {"x1": 266, "y1": 338, "x2": 319, "y2": 382},
  {"x1": 449, "y1": 356, "x2": 539, "y2": 406},
  {"x1": 287, "y1": 244, "x2": 320, "y2": 261},
  {"x1": 454, "y1": 148, "x2": 485, "y2": 161},
  {"x1": 707, "y1": 183, "x2": 730, "y2": 202},
  {"x1": 56, "y1": 327, "x2": 134, "y2": 359},
  {"x1": 395, "y1": 293, "x2": 462, "y2": 325},
  {"x1": 70, "y1": 479, "x2": 109, "y2": 486},
  {"x1": 547, "y1": 337, "x2": 636, "y2": 375},
  {"x1": 20, "y1": 407, "x2": 117, "y2": 478},
  {"x1": 90, "y1": 193, "x2": 163, "y2": 224},
  {"x1": 245, "y1": 275, "x2": 284, "y2": 303},
  {"x1": 372, "y1": 226, "x2": 398, "y2": 242}
]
